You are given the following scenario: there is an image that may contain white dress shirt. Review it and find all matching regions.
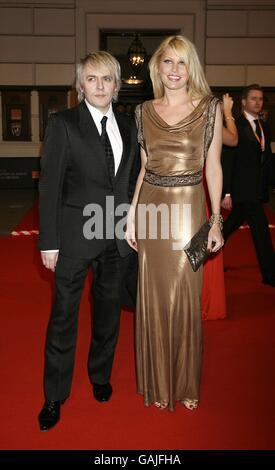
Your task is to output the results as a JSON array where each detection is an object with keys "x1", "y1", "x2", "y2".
[
  {"x1": 244, "y1": 110, "x2": 265, "y2": 151},
  {"x1": 85, "y1": 99, "x2": 123, "y2": 175}
]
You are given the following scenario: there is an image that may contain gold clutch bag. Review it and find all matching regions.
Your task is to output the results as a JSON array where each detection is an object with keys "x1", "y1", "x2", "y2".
[{"x1": 183, "y1": 222, "x2": 210, "y2": 272}]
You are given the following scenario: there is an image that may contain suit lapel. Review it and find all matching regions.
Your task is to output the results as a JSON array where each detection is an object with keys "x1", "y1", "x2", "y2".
[
  {"x1": 241, "y1": 113, "x2": 266, "y2": 164},
  {"x1": 241, "y1": 113, "x2": 262, "y2": 146},
  {"x1": 78, "y1": 101, "x2": 110, "y2": 179},
  {"x1": 114, "y1": 111, "x2": 130, "y2": 180}
]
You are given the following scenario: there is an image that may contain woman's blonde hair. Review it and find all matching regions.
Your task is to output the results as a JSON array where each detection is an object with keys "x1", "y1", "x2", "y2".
[
  {"x1": 149, "y1": 35, "x2": 211, "y2": 100},
  {"x1": 75, "y1": 51, "x2": 121, "y2": 102}
]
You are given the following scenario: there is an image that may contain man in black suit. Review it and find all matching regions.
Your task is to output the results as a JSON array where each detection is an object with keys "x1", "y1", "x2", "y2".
[
  {"x1": 223, "y1": 84, "x2": 275, "y2": 286},
  {"x1": 38, "y1": 51, "x2": 139, "y2": 431}
]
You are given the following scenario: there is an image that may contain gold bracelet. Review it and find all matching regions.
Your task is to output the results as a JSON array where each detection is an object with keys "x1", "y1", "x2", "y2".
[
  {"x1": 225, "y1": 116, "x2": 235, "y2": 120},
  {"x1": 209, "y1": 213, "x2": 223, "y2": 230}
]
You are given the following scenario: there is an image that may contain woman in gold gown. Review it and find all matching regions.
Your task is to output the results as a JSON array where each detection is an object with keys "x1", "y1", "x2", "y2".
[{"x1": 126, "y1": 36, "x2": 223, "y2": 412}]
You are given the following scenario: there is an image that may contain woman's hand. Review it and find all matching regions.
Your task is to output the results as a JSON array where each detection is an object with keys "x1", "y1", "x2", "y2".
[
  {"x1": 125, "y1": 205, "x2": 138, "y2": 251},
  {"x1": 207, "y1": 224, "x2": 224, "y2": 253},
  {"x1": 222, "y1": 92, "x2": 234, "y2": 116}
]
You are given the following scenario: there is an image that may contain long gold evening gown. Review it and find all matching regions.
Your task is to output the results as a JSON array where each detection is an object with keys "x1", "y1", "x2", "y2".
[{"x1": 135, "y1": 96, "x2": 219, "y2": 411}]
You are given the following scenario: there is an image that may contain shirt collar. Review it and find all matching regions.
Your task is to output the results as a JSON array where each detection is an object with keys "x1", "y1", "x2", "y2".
[
  {"x1": 84, "y1": 99, "x2": 114, "y2": 125},
  {"x1": 244, "y1": 110, "x2": 259, "y2": 123}
]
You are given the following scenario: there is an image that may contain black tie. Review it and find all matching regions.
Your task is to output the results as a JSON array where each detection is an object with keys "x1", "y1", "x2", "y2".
[
  {"x1": 100, "y1": 116, "x2": 115, "y2": 180},
  {"x1": 254, "y1": 119, "x2": 262, "y2": 142}
]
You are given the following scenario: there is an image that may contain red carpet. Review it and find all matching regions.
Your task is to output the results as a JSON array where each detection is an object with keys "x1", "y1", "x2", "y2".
[{"x1": 0, "y1": 205, "x2": 275, "y2": 450}]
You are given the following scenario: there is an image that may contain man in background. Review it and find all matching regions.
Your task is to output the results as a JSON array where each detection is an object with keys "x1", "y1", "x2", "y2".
[{"x1": 222, "y1": 84, "x2": 275, "y2": 287}]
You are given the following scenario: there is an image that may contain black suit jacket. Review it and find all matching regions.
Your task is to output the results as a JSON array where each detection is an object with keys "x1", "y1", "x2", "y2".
[
  {"x1": 221, "y1": 145, "x2": 236, "y2": 197},
  {"x1": 224, "y1": 114, "x2": 273, "y2": 203},
  {"x1": 38, "y1": 101, "x2": 140, "y2": 259}
]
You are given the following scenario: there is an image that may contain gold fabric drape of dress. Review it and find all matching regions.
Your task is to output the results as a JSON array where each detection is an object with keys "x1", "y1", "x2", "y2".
[{"x1": 135, "y1": 96, "x2": 219, "y2": 411}]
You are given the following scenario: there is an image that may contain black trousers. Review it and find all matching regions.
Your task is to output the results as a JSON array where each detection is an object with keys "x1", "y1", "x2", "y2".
[
  {"x1": 43, "y1": 240, "x2": 128, "y2": 401},
  {"x1": 223, "y1": 201, "x2": 275, "y2": 280}
]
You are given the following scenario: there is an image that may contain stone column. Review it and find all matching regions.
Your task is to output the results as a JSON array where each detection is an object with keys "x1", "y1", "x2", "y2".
[
  {"x1": 0, "y1": 92, "x2": 3, "y2": 141},
  {"x1": 31, "y1": 90, "x2": 40, "y2": 143}
]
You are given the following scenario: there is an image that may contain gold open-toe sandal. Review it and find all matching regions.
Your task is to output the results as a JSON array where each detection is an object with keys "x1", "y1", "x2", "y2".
[
  {"x1": 183, "y1": 399, "x2": 198, "y2": 410},
  {"x1": 154, "y1": 401, "x2": 168, "y2": 410}
]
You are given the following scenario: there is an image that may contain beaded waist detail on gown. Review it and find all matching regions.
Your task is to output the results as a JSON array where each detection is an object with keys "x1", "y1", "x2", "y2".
[{"x1": 143, "y1": 169, "x2": 203, "y2": 187}]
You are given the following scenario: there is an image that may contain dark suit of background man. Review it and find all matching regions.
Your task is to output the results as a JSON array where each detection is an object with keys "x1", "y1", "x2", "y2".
[
  {"x1": 38, "y1": 51, "x2": 139, "y2": 431},
  {"x1": 223, "y1": 84, "x2": 275, "y2": 287}
]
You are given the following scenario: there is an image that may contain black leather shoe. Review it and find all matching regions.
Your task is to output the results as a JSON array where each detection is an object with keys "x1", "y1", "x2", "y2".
[
  {"x1": 38, "y1": 400, "x2": 62, "y2": 431},
  {"x1": 93, "y1": 382, "x2": 112, "y2": 402},
  {"x1": 262, "y1": 277, "x2": 275, "y2": 287}
]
